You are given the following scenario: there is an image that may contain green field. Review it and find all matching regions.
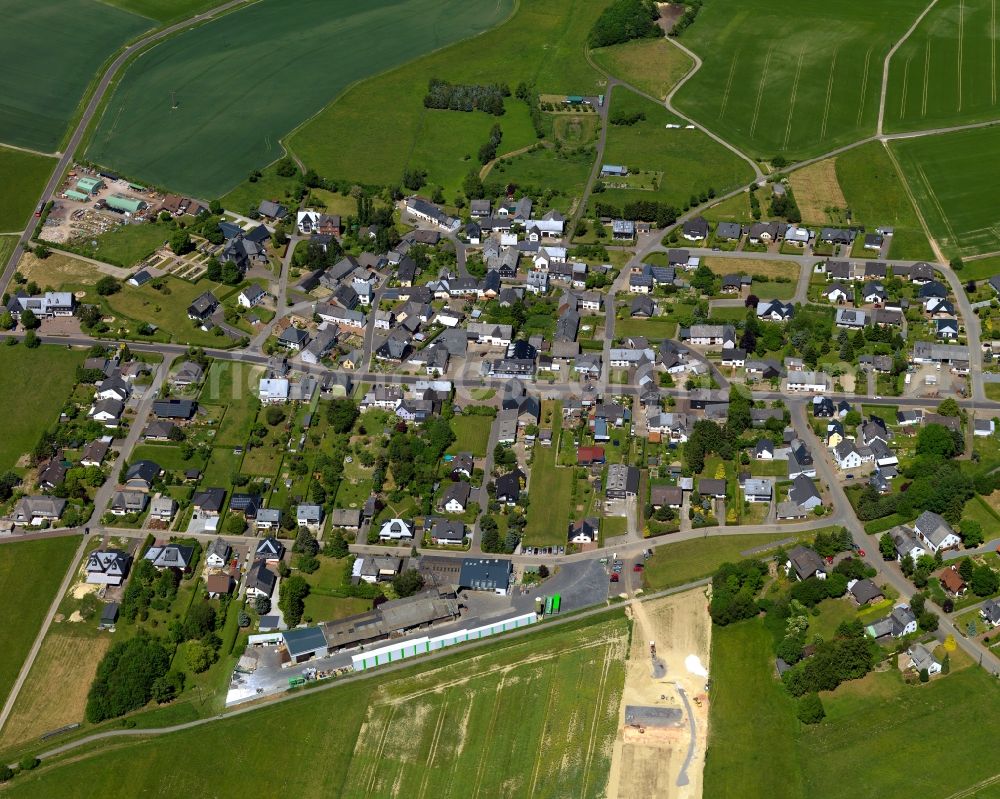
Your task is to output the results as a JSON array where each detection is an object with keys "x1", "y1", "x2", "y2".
[
  {"x1": 525, "y1": 403, "x2": 574, "y2": 547},
  {"x1": 707, "y1": 616, "x2": 1000, "y2": 799},
  {"x1": 450, "y1": 415, "x2": 492, "y2": 458},
  {"x1": 892, "y1": 127, "x2": 1000, "y2": 257},
  {"x1": 4, "y1": 612, "x2": 627, "y2": 798},
  {"x1": 105, "y1": 276, "x2": 233, "y2": 347},
  {"x1": 101, "y1": 0, "x2": 226, "y2": 23},
  {"x1": 488, "y1": 146, "x2": 594, "y2": 212},
  {"x1": 598, "y1": 87, "x2": 755, "y2": 211},
  {"x1": 0, "y1": 147, "x2": 55, "y2": 231},
  {"x1": 834, "y1": 142, "x2": 934, "y2": 260},
  {"x1": 290, "y1": 0, "x2": 608, "y2": 197},
  {"x1": 642, "y1": 532, "x2": 816, "y2": 590},
  {"x1": 672, "y1": 0, "x2": 928, "y2": 159},
  {"x1": 0, "y1": 345, "x2": 84, "y2": 471},
  {"x1": 0, "y1": 0, "x2": 150, "y2": 152},
  {"x1": 75, "y1": 221, "x2": 169, "y2": 267},
  {"x1": 591, "y1": 38, "x2": 693, "y2": 100},
  {"x1": 0, "y1": 537, "x2": 81, "y2": 708},
  {"x1": 87, "y1": 0, "x2": 517, "y2": 197},
  {"x1": 885, "y1": 0, "x2": 1000, "y2": 133}
]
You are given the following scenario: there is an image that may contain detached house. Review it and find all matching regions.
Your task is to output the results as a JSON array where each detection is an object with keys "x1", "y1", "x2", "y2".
[
  {"x1": 913, "y1": 510, "x2": 960, "y2": 554},
  {"x1": 785, "y1": 546, "x2": 826, "y2": 581}
]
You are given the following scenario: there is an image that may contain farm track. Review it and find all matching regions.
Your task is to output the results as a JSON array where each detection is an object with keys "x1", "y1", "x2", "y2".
[
  {"x1": 923, "y1": 40, "x2": 931, "y2": 117},
  {"x1": 783, "y1": 50, "x2": 805, "y2": 150},
  {"x1": 958, "y1": 0, "x2": 965, "y2": 112},
  {"x1": 857, "y1": 48, "x2": 873, "y2": 126},
  {"x1": 749, "y1": 47, "x2": 774, "y2": 139},
  {"x1": 820, "y1": 49, "x2": 839, "y2": 140},
  {"x1": 878, "y1": 0, "x2": 943, "y2": 135}
]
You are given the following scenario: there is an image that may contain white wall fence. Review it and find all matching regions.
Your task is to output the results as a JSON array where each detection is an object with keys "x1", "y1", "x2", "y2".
[{"x1": 351, "y1": 612, "x2": 538, "y2": 672}]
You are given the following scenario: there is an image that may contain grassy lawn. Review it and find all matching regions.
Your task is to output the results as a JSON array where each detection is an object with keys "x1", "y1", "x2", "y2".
[
  {"x1": 614, "y1": 317, "x2": 678, "y2": 341},
  {"x1": 0, "y1": 537, "x2": 81, "y2": 708},
  {"x1": 130, "y1": 444, "x2": 206, "y2": 474},
  {"x1": 220, "y1": 160, "x2": 312, "y2": 218},
  {"x1": 290, "y1": 0, "x2": 606, "y2": 199},
  {"x1": 105, "y1": 277, "x2": 234, "y2": 347},
  {"x1": 88, "y1": 0, "x2": 517, "y2": 198},
  {"x1": 960, "y1": 256, "x2": 1000, "y2": 282},
  {"x1": 892, "y1": 127, "x2": 1000, "y2": 258},
  {"x1": 749, "y1": 459, "x2": 790, "y2": 477},
  {"x1": 702, "y1": 192, "x2": 754, "y2": 223},
  {"x1": 1, "y1": 612, "x2": 627, "y2": 798},
  {"x1": 987, "y1": 383, "x2": 1000, "y2": 402},
  {"x1": 599, "y1": 87, "x2": 754, "y2": 211},
  {"x1": 834, "y1": 141, "x2": 934, "y2": 260},
  {"x1": 201, "y1": 448, "x2": 240, "y2": 491},
  {"x1": 0, "y1": 0, "x2": 150, "y2": 152},
  {"x1": 0, "y1": 147, "x2": 56, "y2": 231},
  {"x1": 884, "y1": 0, "x2": 1000, "y2": 133},
  {"x1": 302, "y1": 594, "x2": 371, "y2": 624},
  {"x1": 705, "y1": 619, "x2": 802, "y2": 798},
  {"x1": 525, "y1": 402, "x2": 574, "y2": 547},
  {"x1": 0, "y1": 344, "x2": 83, "y2": 471},
  {"x1": 642, "y1": 532, "x2": 815, "y2": 590},
  {"x1": 487, "y1": 145, "x2": 593, "y2": 212},
  {"x1": 74, "y1": 221, "x2": 171, "y2": 268},
  {"x1": 591, "y1": 38, "x2": 693, "y2": 99},
  {"x1": 671, "y1": 0, "x2": 928, "y2": 160},
  {"x1": 450, "y1": 415, "x2": 492, "y2": 458},
  {"x1": 703, "y1": 257, "x2": 799, "y2": 281}
]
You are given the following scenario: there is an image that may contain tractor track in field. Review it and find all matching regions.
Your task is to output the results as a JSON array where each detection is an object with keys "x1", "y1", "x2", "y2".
[
  {"x1": 820, "y1": 49, "x2": 838, "y2": 140},
  {"x1": 749, "y1": 47, "x2": 774, "y2": 139},
  {"x1": 783, "y1": 50, "x2": 805, "y2": 149},
  {"x1": 857, "y1": 48, "x2": 873, "y2": 125}
]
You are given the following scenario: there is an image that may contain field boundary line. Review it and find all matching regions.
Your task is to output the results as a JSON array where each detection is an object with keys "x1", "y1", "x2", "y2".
[
  {"x1": 362, "y1": 704, "x2": 397, "y2": 799},
  {"x1": 900, "y1": 57, "x2": 911, "y2": 118},
  {"x1": 923, "y1": 39, "x2": 931, "y2": 117},
  {"x1": 994, "y1": 0, "x2": 998, "y2": 104},
  {"x1": 914, "y1": 161, "x2": 958, "y2": 243},
  {"x1": 857, "y1": 48, "x2": 873, "y2": 126},
  {"x1": 719, "y1": 52, "x2": 739, "y2": 119},
  {"x1": 416, "y1": 697, "x2": 448, "y2": 799},
  {"x1": 580, "y1": 642, "x2": 614, "y2": 799},
  {"x1": 749, "y1": 47, "x2": 774, "y2": 139},
  {"x1": 883, "y1": 141, "x2": 947, "y2": 262},
  {"x1": 821, "y1": 49, "x2": 839, "y2": 140},
  {"x1": 958, "y1": 0, "x2": 965, "y2": 112},
  {"x1": 470, "y1": 673, "x2": 507, "y2": 799},
  {"x1": 784, "y1": 50, "x2": 805, "y2": 149},
  {"x1": 878, "y1": 0, "x2": 942, "y2": 135}
]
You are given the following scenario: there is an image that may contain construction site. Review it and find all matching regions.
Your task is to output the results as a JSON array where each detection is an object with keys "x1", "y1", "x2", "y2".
[{"x1": 607, "y1": 589, "x2": 712, "y2": 799}]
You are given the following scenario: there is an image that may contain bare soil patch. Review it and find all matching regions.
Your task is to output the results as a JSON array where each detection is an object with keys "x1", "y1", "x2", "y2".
[
  {"x1": 789, "y1": 158, "x2": 847, "y2": 224},
  {"x1": 606, "y1": 589, "x2": 712, "y2": 799},
  {"x1": 656, "y1": 3, "x2": 685, "y2": 32}
]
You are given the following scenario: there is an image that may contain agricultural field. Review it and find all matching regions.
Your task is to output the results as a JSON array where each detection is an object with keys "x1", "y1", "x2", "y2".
[
  {"x1": 702, "y1": 257, "x2": 799, "y2": 281},
  {"x1": 4, "y1": 613, "x2": 628, "y2": 799},
  {"x1": 0, "y1": 147, "x2": 56, "y2": 232},
  {"x1": 0, "y1": 537, "x2": 81, "y2": 710},
  {"x1": 87, "y1": 0, "x2": 517, "y2": 198},
  {"x1": 787, "y1": 158, "x2": 847, "y2": 224},
  {"x1": 591, "y1": 38, "x2": 693, "y2": 100},
  {"x1": 0, "y1": 345, "x2": 84, "y2": 471},
  {"x1": 835, "y1": 143, "x2": 935, "y2": 260},
  {"x1": 672, "y1": 0, "x2": 929, "y2": 159},
  {"x1": 598, "y1": 88, "x2": 755, "y2": 211},
  {"x1": 101, "y1": 0, "x2": 225, "y2": 23},
  {"x1": 290, "y1": 0, "x2": 609, "y2": 198},
  {"x1": 892, "y1": 127, "x2": 1000, "y2": 258},
  {"x1": 706, "y1": 616, "x2": 1000, "y2": 799},
  {"x1": 884, "y1": 0, "x2": 1000, "y2": 133},
  {"x1": 0, "y1": 0, "x2": 150, "y2": 152}
]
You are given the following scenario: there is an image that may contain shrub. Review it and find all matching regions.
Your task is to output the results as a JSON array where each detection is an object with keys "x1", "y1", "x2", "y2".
[{"x1": 797, "y1": 693, "x2": 825, "y2": 724}]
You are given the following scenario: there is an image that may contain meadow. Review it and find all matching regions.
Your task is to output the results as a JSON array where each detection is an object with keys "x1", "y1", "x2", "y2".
[
  {"x1": 87, "y1": 0, "x2": 517, "y2": 198},
  {"x1": 525, "y1": 402, "x2": 574, "y2": 547},
  {"x1": 591, "y1": 38, "x2": 693, "y2": 100},
  {"x1": 450, "y1": 415, "x2": 492, "y2": 458},
  {"x1": 0, "y1": 0, "x2": 150, "y2": 152},
  {"x1": 706, "y1": 616, "x2": 1000, "y2": 799},
  {"x1": 0, "y1": 345, "x2": 84, "y2": 471},
  {"x1": 487, "y1": 146, "x2": 594, "y2": 213},
  {"x1": 0, "y1": 147, "x2": 56, "y2": 232},
  {"x1": 0, "y1": 537, "x2": 81, "y2": 710},
  {"x1": 289, "y1": 0, "x2": 609, "y2": 198},
  {"x1": 884, "y1": 0, "x2": 1000, "y2": 133},
  {"x1": 3, "y1": 612, "x2": 627, "y2": 798},
  {"x1": 672, "y1": 0, "x2": 929, "y2": 159},
  {"x1": 834, "y1": 142, "x2": 935, "y2": 260},
  {"x1": 598, "y1": 88, "x2": 755, "y2": 211},
  {"x1": 891, "y1": 126, "x2": 1000, "y2": 257}
]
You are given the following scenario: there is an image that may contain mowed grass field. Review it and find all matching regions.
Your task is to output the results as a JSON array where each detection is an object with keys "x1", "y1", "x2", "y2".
[
  {"x1": 525, "y1": 402, "x2": 574, "y2": 547},
  {"x1": 488, "y1": 147, "x2": 594, "y2": 213},
  {"x1": 450, "y1": 415, "x2": 492, "y2": 458},
  {"x1": 5, "y1": 613, "x2": 628, "y2": 799},
  {"x1": 0, "y1": 147, "x2": 55, "y2": 231},
  {"x1": 0, "y1": 0, "x2": 150, "y2": 152},
  {"x1": 0, "y1": 537, "x2": 81, "y2": 710},
  {"x1": 891, "y1": 127, "x2": 1000, "y2": 257},
  {"x1": 591, "y1": 38, "x2": 693, "y2": 100},
  {"x1": 598, "y1": 87, "x2": 755, "y2": 211},
  {"x1": 672, "y1": 0, "x2": 929, "y2": 159},
  {"x1": 835, "y1": 142, "x2": 935, "y2": 260},
  {"x1": 707, "y1": 616, "x2": 1000, "y2": 799},
  {"x1": 87, "y1": 0, "x2": 517, "y2": 198},
  {"x1": 290, "y1": 0, "x2": 610, "y2": 198},
  {"x1": 885, "y1": 0, "x2": 1000, "y2": 132},
  {"x1": 0, "y1": 345, "x2": 84, "y2": 471}
]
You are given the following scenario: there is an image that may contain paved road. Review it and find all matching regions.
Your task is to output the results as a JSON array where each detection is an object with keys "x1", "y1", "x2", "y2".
[{"x1": 0, "y1": 0, "x2": 252, "y2": 295}]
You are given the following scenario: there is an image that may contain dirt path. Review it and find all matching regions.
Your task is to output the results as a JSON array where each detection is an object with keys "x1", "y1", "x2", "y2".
[
  {"x1": 478, "y1": 142, "x2": 548, "y2": 180},
  {"x1": 605, "y1": 589, "x2": 711, "y2": 799}
]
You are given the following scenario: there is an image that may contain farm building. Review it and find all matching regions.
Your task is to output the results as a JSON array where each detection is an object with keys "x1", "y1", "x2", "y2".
[
  {"x1": 64, "y1": 189, "x2": 89, "y2": 202},
  {"x1": 282, "y1": 627, "x2": 329, "y2": 664},
  {"x1": 105, "y1": 195, "x2": 145, "y2": 214},
  {"x1": 76, "y1": 176, "x2": 104, "y2": 194}
]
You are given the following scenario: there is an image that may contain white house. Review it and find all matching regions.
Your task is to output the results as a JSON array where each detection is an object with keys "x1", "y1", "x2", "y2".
[
  {"x1": 913, "y1": 510, "x2": 961, "y2": 554},
  {"x1": 833, "y1": 440, "x2": 863, "y2": 470},
  {"x1": 259, "y1": 378, "x2": 289, "y2": 404},
  {"x1": 238, "y1": 284, "x2": 267, "y2": 309},
  {"x1": 907, "y1": 643, "x2": 942, "y2": 676},
  {"x1": 378, "y1": 518, "x2": 414, "y2": 542},
  {"x1": 787, "y1": 371, "x2": 827, "y2": 392}
]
